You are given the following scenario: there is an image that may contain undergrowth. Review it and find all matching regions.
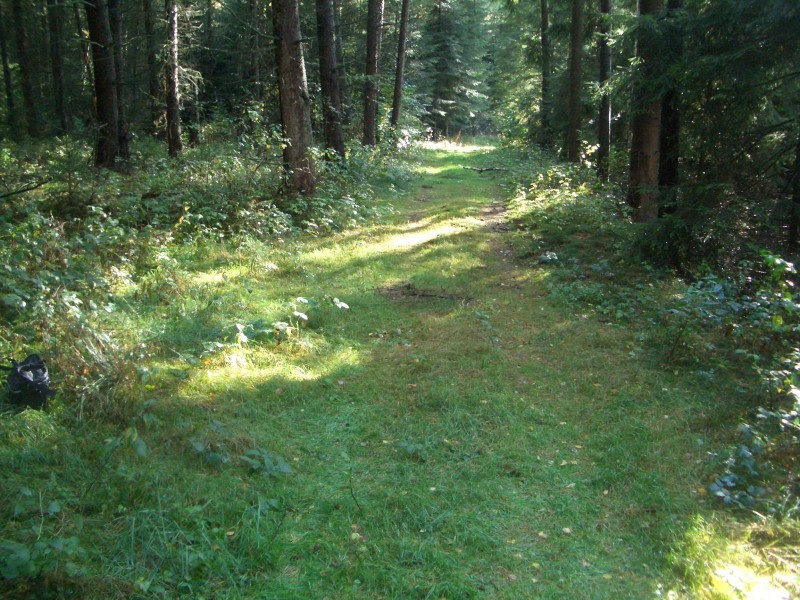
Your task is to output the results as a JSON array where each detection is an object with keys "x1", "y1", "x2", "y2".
[
  {"x1": 507, "y1": 145, "x2": 800, "y2": 595},
  {"x1": 0, "y1": 131, "x2": 412, "y2": 593}
]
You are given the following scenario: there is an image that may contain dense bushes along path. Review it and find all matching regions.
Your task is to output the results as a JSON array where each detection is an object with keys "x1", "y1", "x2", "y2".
[{"x1": 2, "y1": 141, "x2": 789, "y2": 598}]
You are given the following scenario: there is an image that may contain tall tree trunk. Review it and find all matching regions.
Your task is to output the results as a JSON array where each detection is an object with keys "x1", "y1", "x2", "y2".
[
  {"x1": 362, "y1": 0, "x2": 384, "y2": 146},
  {"x1": 390, "y1": 0, "x2": 410, "y2": 129},
  {"x1": 597, "y1": 0, "x2": 611, "y2": 180},
  {"x1": 47, "y1": 0, "x2": 67, "y2": 132},
  {"x1": 165, "y1": 0, "x2": 183, "y2": 157},
  {"x1": 658, "y1": 0, "x2": 683, "y2": 212},
  {"x1": 248, "y1": 0, "x2": 263, "y2": 100},
  {"x1": 274, "y1": 0, "x2": 315, "y2": 196},
  {"x1": 789, "y1": 123, "x2": 800, "y2": 251},
  {"x1": 108, "y1": 0, "x2": 130, "y2": 159},
  {"x1": 187, "y1": 80, "x2": 201, "y2": 146},
  {"x1": 0, "y1": 3, "x2": 16, "y2": 134},
  {"x1": 12, "y1": 0, "x2": 39, "y2": 137},
  {"x1": 143, "y1": 0, "x2": 161, "y2": 135},
  {"x1": 85, "y1": 0, "x2": 120, "y2": 168},
  {"x1": 539, "y1": 0, "x2": 552, "y2": 147},
  {"x1": 333, "y1": 0, "x2": 350, "y2": 123},
  {"x1": 627, "y1": 0, "x2": 664, "y2": 222},
  {"x1": 316, "y1": 0, "x2": 346, "y2": 157},
  {"x1": 73, "y1": 2, "x2": 93, "y2": 110},
  {"x1": 567, "y1": 0, "x2": 584, "y2": 163}
]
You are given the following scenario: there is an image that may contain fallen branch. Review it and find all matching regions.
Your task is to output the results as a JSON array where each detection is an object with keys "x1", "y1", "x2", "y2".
[
  {"x1": 378, "y1": 282, "x2": 472, "y2": 303},
  {"x1": 0, "y1": 180, "x2": 47, "y2": 201},
  {"x1": 463, "y1": 166, "x2": 508, "y2": 173}
]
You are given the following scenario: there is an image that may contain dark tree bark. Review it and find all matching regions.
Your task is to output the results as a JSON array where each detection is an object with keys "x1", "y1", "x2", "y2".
[
  {"x1": 143, "y1": 0, "x2": 161, "y2": 135},
  {"x1": 658, "y1": 0, "x2": 683, "y2": 211},
  {"x1": 333, "y1": 0, "x2": 350, "y2": 123},
  {"x1": 539, "y1": 0, "x2": 552, "y2": 147},
  {"x1": 0, "y1": 3, "x2": 16, "y2": 133},
  {"x1": 85, "y1": 0, "x2": 120, "y2": 168},
  {"x1": 165, "y1": 0, "x2": 183, "y2": 157},
  {"x1": 108, "y1": 0, "x2": 130, "y2": 159},
  {"x1": 597, "y1": 0, "x2": 612, "y2": 181},
  {"x1": 567, "y1": 0, "x2": 585, "y2": 163},
  {"x1": 316, "y1": 0, "x2": 346, "y2": 158},
  {"x1": 274, "y1": 0, "x2": 315, "y2": 195},
  {"x1": 789, "y1": 123, "x2": 800, "y2": 250},
  {"x1": 187, "y1": 81, "x2": 201, "y2": 147},
  {"x1": 627, "y1": 0, "x2": 664, "y2": 222},
  {"x1": 246, "y1": 0, "x2": 264, "y2": 100},
  {"x1": 362, "y1": 0, "x2": 384, "y2": 146},
  {"x1": 47, "y1": 0, "x2": 67, "y2": 132},
  {"x1": 12, "y1": 0, "x2": 40, "y2": 137},
  {"x1": 73, "y1": 2, "x2": 93, "y2": 107},
  {"x1": 390, "y1": 0, "x2": 410, "y2": 129}
]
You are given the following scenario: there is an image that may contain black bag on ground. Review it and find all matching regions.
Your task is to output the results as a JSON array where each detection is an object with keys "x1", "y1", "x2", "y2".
[{"x1": 3, "y1": 354, "x2": 54, "y2": 409}]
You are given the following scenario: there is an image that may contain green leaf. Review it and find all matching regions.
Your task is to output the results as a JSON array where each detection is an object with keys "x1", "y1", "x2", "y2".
[
  {"x1": 0, "y1": 541, "x2": 31, "y2": 579},
  {"x1": 133, "y1": 437, "x2": 148, "y2": 457},
  {"x1": 2, "y1": 293, "x2": 26, "y2": 308}
]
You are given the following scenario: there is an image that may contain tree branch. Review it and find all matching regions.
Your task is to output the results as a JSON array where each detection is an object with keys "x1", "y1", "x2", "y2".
[{"x1": 0, "y1": 180, "x2": 47, "y2": 201}]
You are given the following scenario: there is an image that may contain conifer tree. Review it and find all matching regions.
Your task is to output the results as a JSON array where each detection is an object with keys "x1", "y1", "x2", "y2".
[
  {"x1": 165, "y1": 0, "x2": 183, "y2": 157},
  {"x1": 567, "y1": 0, "x2": 584, "y2": 163},
  {"x1": 627, "y1": 0, "x2": 664, "y2": 222},
  {"x1": 363, "y1": 0, "x2": 384, "y2": 145},
  {"x1": 317, "y1": 0, "x2": 346, "y2": 157},
  {"x1": 274, "y1": 0, "x2": 315, "y2": 195},
  {"x1": 85, "y1": 0, "x2": 120, "y2": 167}
]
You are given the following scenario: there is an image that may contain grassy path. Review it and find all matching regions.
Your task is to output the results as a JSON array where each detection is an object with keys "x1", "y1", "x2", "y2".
[
  {"x1": 130, "y1": 140, "x2": 720, "y2": 598},
  {"x1": 5, "y1": 141, "x2": 730, "y2": 598}
]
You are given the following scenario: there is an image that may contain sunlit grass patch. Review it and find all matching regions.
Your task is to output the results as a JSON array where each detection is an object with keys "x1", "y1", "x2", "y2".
[{"x1": 668, "y1": 516, "x2": 800, "y2": 599}]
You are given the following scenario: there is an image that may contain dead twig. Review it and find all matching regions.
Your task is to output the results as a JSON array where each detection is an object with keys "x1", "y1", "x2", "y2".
[
  {"x1": 0, "y1": 180, "x2": 47, "y2": 201},
  {"x1": 463, "y1": 166, "x2": 508, "y2": 173}
]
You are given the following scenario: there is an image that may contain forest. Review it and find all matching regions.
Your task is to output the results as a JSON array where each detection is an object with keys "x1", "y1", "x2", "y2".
[{"x1": 1, "y1": 0, "x2": 799, "y2": 597}]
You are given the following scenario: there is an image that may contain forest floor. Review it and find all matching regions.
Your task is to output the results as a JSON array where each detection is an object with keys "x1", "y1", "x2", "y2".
[{"x1": 3, "y1": 140, "x2": 797, "y2": 598}]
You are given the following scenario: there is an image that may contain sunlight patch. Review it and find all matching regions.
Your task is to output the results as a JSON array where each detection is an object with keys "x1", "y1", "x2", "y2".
[
  {"x1": 712, "y1": 566, "x2": 792, "y2": 600},
  {"x1": 192, "y1": 269, "x2": 242, "y2": 286},
  {"x1": 383, "y1": 224, "x2": 460, "y2": 249},
  {"x1": 419, "y1": 140, "x2": 495, "y2": 153}
]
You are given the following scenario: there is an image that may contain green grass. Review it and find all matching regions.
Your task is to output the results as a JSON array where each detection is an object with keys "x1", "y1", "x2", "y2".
[{"x1": 1, "y1": 140, "x2": 796, "y2": 598}]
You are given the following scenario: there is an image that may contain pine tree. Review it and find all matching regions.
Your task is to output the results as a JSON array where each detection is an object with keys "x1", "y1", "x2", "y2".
[
  {"x1": 390, "y1": 0, "x2": 411, "y2": 129},
  {"x1": 627, "y1": 0, "x2": 664, "y2": 223},
  {"x1": 567, "y1": 0, "x2": 584, "y2": 163},
  {"x1": 597, "y1": 0, "x2": 612, "y2": 180},
  {"x1": 12, "y1": 0, "x2": 40, "y2": 137},
  {"x1": 46, "y1": 0, "x2": 67, "y2": 133},
  {"x1": 317, "y1": 0, "x2": 346, "y2": 157},
  {"x1": 363, "y1": 0, "x2": 384, "y2": 146},
  {"x1": 165, "y1": 0, "x2": 183, "y2": 157},
  {"x1": 85, "y1": 0, "x2": 120, "y2": 167},
  {"x1": 274, "y1": 0, "x2": 315, "y2": 195},
  {"x1": 0, "y1": 2, "x2": 16, "y2": 134}
]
